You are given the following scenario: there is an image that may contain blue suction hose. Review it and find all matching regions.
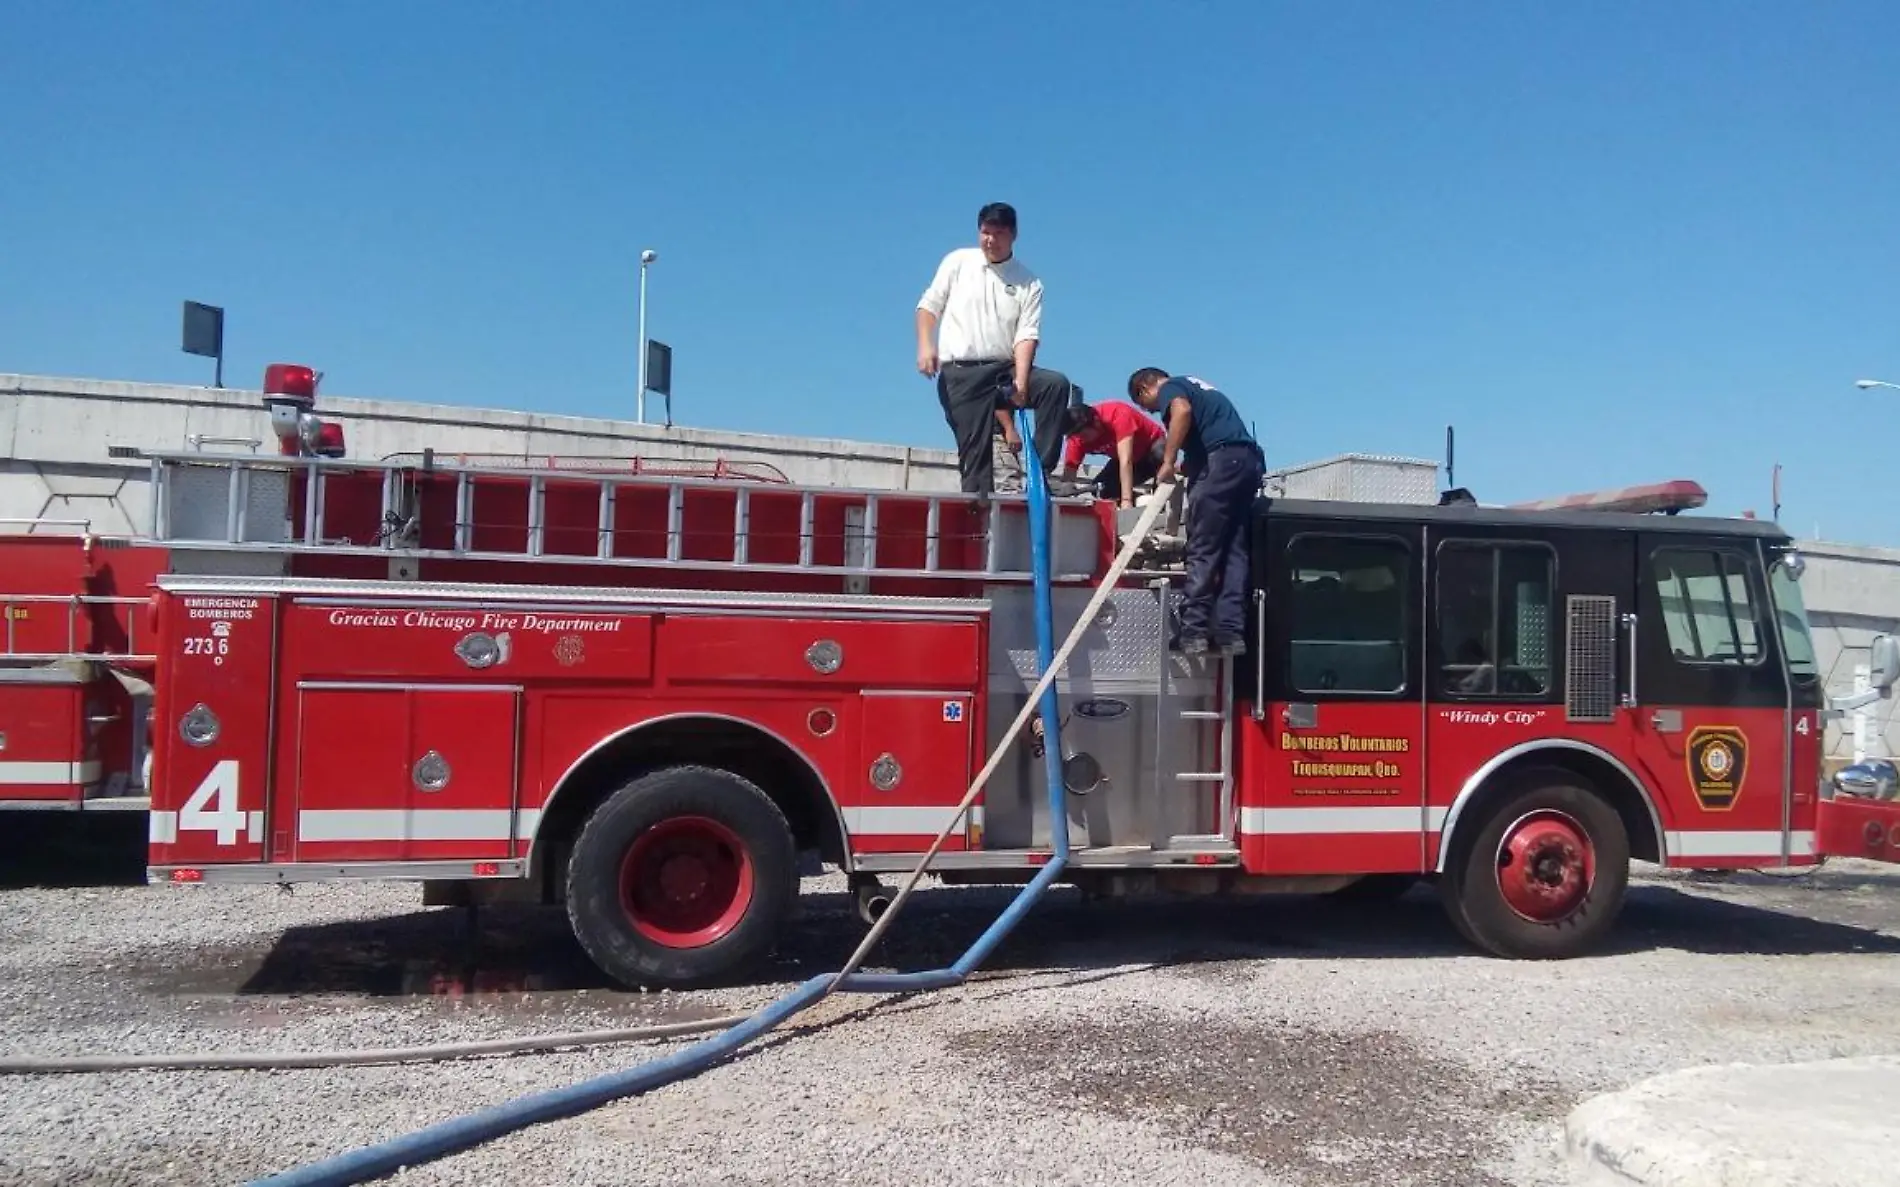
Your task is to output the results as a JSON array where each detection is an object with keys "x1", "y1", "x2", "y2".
[{"x1": 251, "y1": 407, "x2": 1071, "y2": 1186}]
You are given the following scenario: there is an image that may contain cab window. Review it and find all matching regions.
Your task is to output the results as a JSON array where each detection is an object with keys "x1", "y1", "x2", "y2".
[
  {"x1": 1650, "y1": 547, "x2": 1764, "y2": 667},
  {"x1": 1285, "y1": 534, "x2": 1408, "y2": 695},
  {"x1": 1769, "y1": 554, "x2": 1819, "y2": 685},
  {"x1": 1436, "y1": 541, "x2": 1555, "y2": 698}
]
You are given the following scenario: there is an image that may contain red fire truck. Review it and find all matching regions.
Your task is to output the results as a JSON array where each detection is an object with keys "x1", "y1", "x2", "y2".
[
  {"x1": 0, "y1": 526, "x2": 164, "y2": 811},
  {"x1": 63, "y1": 363, "x2": 1900, "y2": 990}
]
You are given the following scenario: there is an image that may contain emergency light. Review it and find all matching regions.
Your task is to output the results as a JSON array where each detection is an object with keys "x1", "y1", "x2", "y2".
[{"x1": 261, "y1": 363, "x2": 344, "y2": 458}]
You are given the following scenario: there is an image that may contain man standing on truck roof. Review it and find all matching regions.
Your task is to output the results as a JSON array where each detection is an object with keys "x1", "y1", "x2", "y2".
[
  {"x1": 916, "y1": 202, "x2": 1078, "y2": 496},
  {"x1": 1128, "y1": 367, "x2": 1264, "y2": 656},
  {"x1": 1058, "y1": 400, "x2": 1167, "y2": 510}
]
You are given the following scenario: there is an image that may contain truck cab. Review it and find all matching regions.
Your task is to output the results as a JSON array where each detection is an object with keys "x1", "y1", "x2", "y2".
[{"x1": 1231, "y1": 492, "x2": 1833, "y2": 955}]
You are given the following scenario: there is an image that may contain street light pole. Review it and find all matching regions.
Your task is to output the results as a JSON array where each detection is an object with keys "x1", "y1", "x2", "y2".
[
  {"x1": 637, "y1": 249, "x2": 658, "y2": 424},
  {"x1": 1855, "y1": 378, "x2": 1900, "y2": 392}
]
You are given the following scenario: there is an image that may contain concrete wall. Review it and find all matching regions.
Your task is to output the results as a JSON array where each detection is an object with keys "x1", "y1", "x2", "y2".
[
  {"x1": 1, "y1": 372, "x2": 967, "y2": 537},
  {"x1": 1798, "y1": 541, "x2": 1900, "y2": 766}
]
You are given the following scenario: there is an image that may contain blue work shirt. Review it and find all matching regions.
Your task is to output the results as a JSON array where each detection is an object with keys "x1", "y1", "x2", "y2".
[{"x1": 1159, "y1": 375, "x2": 1258, "y2": 474}]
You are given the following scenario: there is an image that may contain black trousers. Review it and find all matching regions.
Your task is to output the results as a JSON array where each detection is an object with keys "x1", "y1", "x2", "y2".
[
  {"x1": 1180, "y1": 443, "x2": 1265, "y2": 644},
  {"x1": 1094, "y1": 442, "x2": 1165, "y2": 503},
  {"x1": 936, "y1": 360, "x2": 1074, "y2": 495}
]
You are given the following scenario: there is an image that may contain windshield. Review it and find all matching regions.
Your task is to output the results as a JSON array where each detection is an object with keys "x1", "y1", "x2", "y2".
[{"x1": 1769, "y1": 553, "x2": 1819, "y2": 685}]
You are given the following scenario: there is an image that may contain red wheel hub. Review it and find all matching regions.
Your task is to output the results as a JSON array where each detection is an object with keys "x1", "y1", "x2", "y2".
[
  {"x1": 1495, "y1": 810, "x2": 1594, "y2": 923},
  {"x1": 619, "y1": 816, "x2": 754, "y2": 949}
]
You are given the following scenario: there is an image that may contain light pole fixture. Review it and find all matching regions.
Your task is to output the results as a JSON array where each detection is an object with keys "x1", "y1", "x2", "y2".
[
  {"x1": 637, "y1": 249, "x2": 658, "y2": 423},
  {"x1": 1855, "y1": 378, "x2": 1900, "y2": 391}
]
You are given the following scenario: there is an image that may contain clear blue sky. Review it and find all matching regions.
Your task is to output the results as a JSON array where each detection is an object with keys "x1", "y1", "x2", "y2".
[{"x1": 5, "y1": 2, "x2": 1898, "y2": 543}]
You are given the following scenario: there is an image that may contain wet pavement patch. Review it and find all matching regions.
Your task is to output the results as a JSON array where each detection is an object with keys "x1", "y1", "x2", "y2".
[
  {"x1": 950, "y1": 1013, "x2": 1565, "y2": 1187},
  {"x1": 123, "y1": 906, "x2": 728, "y2": 1022}
]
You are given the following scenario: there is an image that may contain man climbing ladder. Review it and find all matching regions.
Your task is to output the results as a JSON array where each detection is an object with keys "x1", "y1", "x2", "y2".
[{"x1": 1127, "y1": 367, "x2": 1264, "y2": 656}]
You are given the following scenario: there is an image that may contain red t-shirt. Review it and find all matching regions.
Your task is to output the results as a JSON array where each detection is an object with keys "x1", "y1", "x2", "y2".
[{"x1": 1062, "y1": 401, "x2": 1166, "y2": 469}]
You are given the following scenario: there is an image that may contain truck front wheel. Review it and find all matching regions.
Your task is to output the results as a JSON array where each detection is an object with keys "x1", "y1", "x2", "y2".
[
  {"x1": 565, "y1": 765, "x2": 797, "y2": 990},
  {"x1": 1442, "y1": 770, "x2": 1629, "y2": 959}
]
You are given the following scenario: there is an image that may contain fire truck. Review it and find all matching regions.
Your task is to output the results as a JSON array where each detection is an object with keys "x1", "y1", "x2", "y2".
[
  {"x1": 22, "y1": 362, "x2": 1900, "y2": 991},
  {"x1": 0, "y1": 528, "x2": 164, "y2": 810}
]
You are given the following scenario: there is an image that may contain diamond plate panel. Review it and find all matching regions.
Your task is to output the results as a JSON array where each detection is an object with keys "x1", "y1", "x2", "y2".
[
  {"x1": 1516, "y1": 589, "x2": 1550, "y2": 673},
  {"x1": 1263, "y1": 454, "x2": 1440, "y2": 505},
  {"x1": 985, "y1": 583, "x2": 1217, "y2": 696},
  {"x1": 163, "y1": 463, "x2": 291, "y2": 544},
  {"x1": 979, "y1": 578, "x2": 1228, "y2": 850}
]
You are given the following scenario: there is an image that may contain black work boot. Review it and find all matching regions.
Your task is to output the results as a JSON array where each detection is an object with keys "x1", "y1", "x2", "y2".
[{"x1": 1170, "y1": 633, "x2": 1210, "y2": 656}]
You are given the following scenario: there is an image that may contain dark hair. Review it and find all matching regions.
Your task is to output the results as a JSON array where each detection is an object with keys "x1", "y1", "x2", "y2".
[
  {"x1": 1126, "y1": 367, "x2": 1169, "y2": 398},
  {"x1": 1063, "y1": 404, "x2": 1097, "y2": 435},
  {"x1": 977, "y1": 202, "x2": 1017, "y2": 232}
]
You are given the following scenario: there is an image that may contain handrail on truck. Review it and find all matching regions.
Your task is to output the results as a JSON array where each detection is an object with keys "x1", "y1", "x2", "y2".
[
  {"x1": 0, "y1": 593, "x2": 155, "y2": 665},
  {"x1": 0, "y1": 516, "x2": 95, "y2": 535}
]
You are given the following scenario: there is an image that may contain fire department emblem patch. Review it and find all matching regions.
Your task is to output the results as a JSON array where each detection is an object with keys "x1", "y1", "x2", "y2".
[
  {"x1": 553, "y1": 635, "x2": 585, "y2": 667},
  {"x1": 1686, "y1": 725, "x2": 1747, "y2": 811}
]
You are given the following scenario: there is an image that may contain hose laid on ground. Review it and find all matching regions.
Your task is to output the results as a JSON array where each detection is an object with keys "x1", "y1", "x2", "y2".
[
  {"x1": 0, "y1": 1015, "x2": 754, "y2": 1074},
  {"x1": 247, "y1": 413, "x2": 1178, "y2": 1187}
]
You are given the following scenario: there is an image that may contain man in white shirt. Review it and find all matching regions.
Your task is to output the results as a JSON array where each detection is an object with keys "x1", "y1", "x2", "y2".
[{"x1": 915, "y1": 202, "x2": 1078, "y2": 495}]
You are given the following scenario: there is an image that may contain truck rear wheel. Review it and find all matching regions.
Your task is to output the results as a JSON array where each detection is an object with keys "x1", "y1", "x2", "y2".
[
  {"x1": 1442, "y1": 770, "x2": 1629, "y2": 959},
  {"x1": 565, "y1": 764, "x2": 797, "y2": 990}
]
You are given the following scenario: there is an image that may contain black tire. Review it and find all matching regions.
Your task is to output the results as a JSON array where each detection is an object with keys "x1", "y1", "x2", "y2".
[
  {"x1": 565, "y1": 764, "x2": 797, "y2": 990},
  {"x1": 1441, "y1": 768, "x2": 1630, "y2": 960}
]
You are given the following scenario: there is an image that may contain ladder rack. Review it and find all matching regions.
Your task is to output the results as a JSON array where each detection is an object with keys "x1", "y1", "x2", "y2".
[
  {"x1": 120, "y1": 448, "x2": 1109, "y2": 585},
  {"x1": 0, "y1": 594, "x2": 155, "y2": 666}
]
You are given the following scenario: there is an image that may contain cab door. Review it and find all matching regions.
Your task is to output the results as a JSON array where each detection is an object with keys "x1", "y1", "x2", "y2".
[
  {"x1": 1625, "y1": 536, "x2": 1795, "y2": 865},
  {"x1": 1242, "y1": 516, "x2": 1429, "y2": 874}
]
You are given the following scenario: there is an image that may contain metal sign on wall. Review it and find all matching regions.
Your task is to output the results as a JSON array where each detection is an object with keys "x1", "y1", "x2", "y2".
[{"x1": 181, "y1": 301, "x2": 225, "y2": 387}]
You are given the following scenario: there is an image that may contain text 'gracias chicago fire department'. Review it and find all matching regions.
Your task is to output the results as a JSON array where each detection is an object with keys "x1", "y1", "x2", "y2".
[{"x1": 325, "y1": 608, "x2": 624, "y2": 634}]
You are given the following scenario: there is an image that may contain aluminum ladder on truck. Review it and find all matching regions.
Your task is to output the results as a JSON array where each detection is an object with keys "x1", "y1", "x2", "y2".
[
  {"x1": 116, "y1": 446, "x2": 1105, "y2": 586},
  {"x1": 1147, "y1": 486, "x2": 1241, "y2": 859},
  {"x1": 1145, "y1": 574, "x2": 1240, "y2": 859}
]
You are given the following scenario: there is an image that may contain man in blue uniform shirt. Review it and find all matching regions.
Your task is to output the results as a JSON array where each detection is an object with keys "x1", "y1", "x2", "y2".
[{"x1": 1127, "y1": 368, "x2": 1264, "y2": 656}]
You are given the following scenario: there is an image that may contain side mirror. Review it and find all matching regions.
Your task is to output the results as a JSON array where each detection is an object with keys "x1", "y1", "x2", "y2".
[
  {"x1": 1831, "y1": 759, "x2": 1900, "y2": 802},
  {"x1": 1871, "y1": 635, "x2": 1900, "y2": 693}
]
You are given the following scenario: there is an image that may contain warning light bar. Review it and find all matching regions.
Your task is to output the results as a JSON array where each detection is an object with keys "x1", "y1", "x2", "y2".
[{"x1": 1508, "y1": 479, "x2": 1708, "y2": 516}]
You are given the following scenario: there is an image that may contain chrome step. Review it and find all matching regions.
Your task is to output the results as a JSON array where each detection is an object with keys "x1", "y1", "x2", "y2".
[{"x1": 853, "y1": 844, "x2": 1241, "y2": 872}]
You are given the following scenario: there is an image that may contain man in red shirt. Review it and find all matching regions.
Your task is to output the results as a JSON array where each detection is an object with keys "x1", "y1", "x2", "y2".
[{"x1": 1058, "y1": 400, "x2": 1168, "y2": 509}]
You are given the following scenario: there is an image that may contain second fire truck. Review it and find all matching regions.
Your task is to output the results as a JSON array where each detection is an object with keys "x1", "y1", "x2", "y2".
[{"x1": 75, "y1": 363, "x2": 1900, "y2": 989}]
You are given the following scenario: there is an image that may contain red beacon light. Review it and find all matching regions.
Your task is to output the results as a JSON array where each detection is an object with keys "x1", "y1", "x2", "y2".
[
  {"x1": 312, "y1": 420, "x2": 346, "y2": 459},
  {"x1": 260, "y1": 363, "x2": 336, "y2": 458},
  {"x1": 263, "y1": 363, "x2": 319, "y2": 402}
]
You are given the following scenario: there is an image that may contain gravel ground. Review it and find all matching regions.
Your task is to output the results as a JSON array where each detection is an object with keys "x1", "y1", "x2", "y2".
[{"x1": 3, "y1": 814, "x2": 1900, "y2": 1187}]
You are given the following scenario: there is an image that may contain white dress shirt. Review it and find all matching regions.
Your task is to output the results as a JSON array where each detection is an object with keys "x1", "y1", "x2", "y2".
[{"x1": 917, "y1": 247, "x2": 1043, "y2": 363}]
